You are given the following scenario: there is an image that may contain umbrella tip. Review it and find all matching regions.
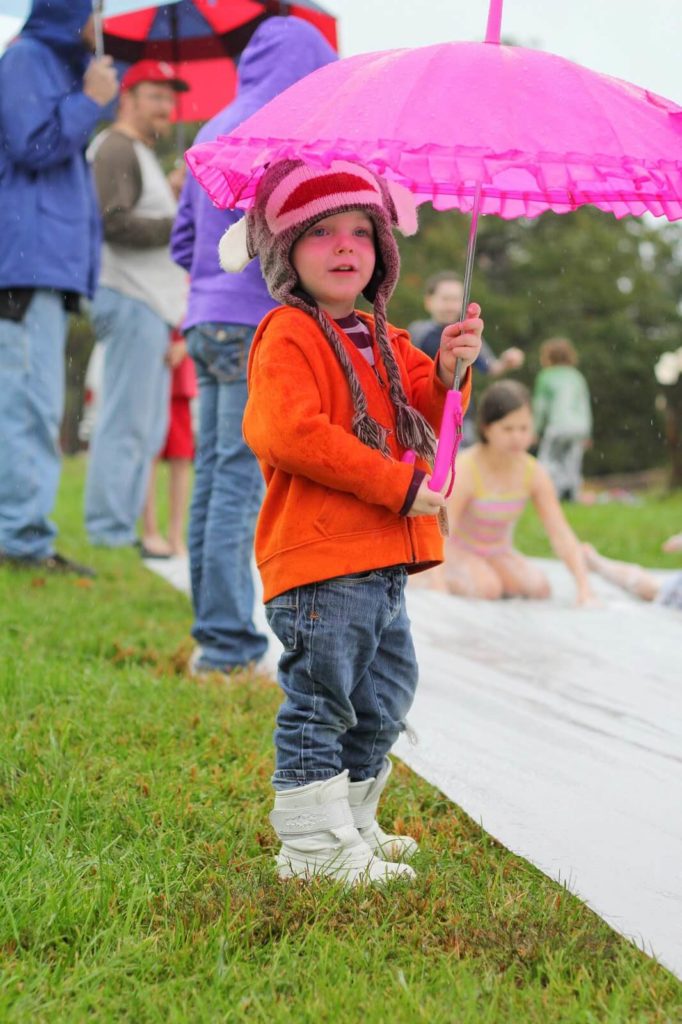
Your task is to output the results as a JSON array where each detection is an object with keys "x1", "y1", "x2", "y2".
[{"x1": 484, "y1": 0, "x2": 503, "y2": 44}]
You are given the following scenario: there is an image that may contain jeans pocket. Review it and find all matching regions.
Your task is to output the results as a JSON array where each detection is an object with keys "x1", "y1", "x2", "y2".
[
  {"x1": 190, "y1": 324, "x2": 254, "y2": 384},
  {"x1": 330, "y1": 571, "x2": 378, "y2": 585},
  {"x1": 266, "y1": 592, "x2": 299, "y2": 652}
]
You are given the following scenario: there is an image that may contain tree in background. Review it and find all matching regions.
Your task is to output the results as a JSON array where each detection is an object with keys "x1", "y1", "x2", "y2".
[{"x1": 393, "y1": 206, "x2": 682, "y2": 479}]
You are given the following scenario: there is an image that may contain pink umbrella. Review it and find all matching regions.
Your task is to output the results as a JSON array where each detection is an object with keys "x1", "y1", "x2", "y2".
[{"x1": 186, "y1": 0, "x2": 682, "y2": 494}]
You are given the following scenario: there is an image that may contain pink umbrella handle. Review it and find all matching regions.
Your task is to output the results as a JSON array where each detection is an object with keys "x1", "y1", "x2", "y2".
[
  {"x1": 400, "y1": 390, "x2": 462, "y2": 498},
  {"x1": 428, "y1": 389, "x2": 462, "y2": 497}
]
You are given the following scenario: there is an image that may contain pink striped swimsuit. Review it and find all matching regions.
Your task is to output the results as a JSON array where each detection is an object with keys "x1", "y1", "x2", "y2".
[{"x1": 450, "y1": 454, "x2": 536, "y2": 557}]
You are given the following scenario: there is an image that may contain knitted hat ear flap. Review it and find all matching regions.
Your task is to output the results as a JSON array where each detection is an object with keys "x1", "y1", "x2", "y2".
[
  {"x1": 312, "y1": 308, "x2": 392, "y2": 457},
  {"x1": 372, "y1": 293, "x2": 437, "y2": 463}
]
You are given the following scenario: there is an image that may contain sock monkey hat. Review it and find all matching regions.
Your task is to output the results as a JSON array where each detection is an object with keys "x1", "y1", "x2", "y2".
[{"x1": 218, "y1": 159, "x2": 437, "y2": 461}]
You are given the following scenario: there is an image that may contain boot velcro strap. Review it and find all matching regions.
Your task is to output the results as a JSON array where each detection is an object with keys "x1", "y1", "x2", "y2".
[
  {"x1": 350, "y1": 801, "x2": 379, "y2": 830},
  {"x1": 270, "y1": 798, "x2": 352, "y2": 836}
]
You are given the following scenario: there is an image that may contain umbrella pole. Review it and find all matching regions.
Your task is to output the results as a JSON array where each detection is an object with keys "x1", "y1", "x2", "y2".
[
  {"x1": 453, "y1": 181, "x2": 483, "y2": 391},
  {"x1": 170, "y1": 4, "x2": 187, "y2": 154},
  {"x1": 93, "y1": 0, "x2": 104, "y2": 58}
]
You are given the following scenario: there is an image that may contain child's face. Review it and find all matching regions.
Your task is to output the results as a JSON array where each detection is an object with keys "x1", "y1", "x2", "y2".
[
  {"x1": 483, "y1": 404, "x2": 534, "y2": 454},
  {"x1": 291, "y1": 211, "x2": 376, "y2": 319},
  {"x1": 424, "y1": 280, "x2": 463, "y2": 325}
]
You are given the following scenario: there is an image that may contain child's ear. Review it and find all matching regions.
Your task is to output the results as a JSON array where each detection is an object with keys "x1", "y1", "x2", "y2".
[
  {"x1": 387, "y1": 180, "x2": 418, "y2": 237},
  {"x1": 218, "y1": 217, "x2": 251, "y2": 273}
]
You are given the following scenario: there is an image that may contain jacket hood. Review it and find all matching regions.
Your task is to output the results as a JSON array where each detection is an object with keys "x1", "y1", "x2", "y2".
[{"x1": 22, "y1": 0, "x2": 92, "y2": 69}]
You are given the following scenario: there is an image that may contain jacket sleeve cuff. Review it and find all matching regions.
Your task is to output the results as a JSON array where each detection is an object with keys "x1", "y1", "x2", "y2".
[{"x1": 399, "y1": 468, "x2": 427, "y2": 516}]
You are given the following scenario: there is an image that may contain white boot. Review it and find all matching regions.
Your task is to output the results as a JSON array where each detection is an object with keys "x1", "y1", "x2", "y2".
[
  {"x1": 270, "y1": 771, "x2": 415, "y2": 885},
  {"x1": 348, "y1": 759, "x2": 419, "y2": 860}
]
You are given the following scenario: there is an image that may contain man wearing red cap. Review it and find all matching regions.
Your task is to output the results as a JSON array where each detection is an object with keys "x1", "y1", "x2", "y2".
[{"x1": 85, "y1": 60, "x2": 190, "y2": 551}]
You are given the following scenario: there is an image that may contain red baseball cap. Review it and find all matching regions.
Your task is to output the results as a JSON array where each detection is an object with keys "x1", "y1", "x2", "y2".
[{"x1": 120, "y1": 60, "x2": 189, "y2": 93}]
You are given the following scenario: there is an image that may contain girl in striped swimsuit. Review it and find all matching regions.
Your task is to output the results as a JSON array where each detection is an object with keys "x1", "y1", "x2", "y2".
[{"x1": 429, "y1": 380, "x2": 595, "y2": 604}]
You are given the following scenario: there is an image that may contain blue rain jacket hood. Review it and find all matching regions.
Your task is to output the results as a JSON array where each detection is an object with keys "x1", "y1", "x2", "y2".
[
  {"x1": 0, "y1": 0, "x2": 103, "y2": 297},
  {"x1": 22, "y1": 0, "x2": 93, "y2": 73},
  {"x1": 171, "y1": 17, "x2": 337, "y2": 330}
]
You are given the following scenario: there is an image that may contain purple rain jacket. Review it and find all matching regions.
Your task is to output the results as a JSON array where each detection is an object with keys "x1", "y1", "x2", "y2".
[{"x1": 171, "y1": 17, "x2": 336, "y2": 330}]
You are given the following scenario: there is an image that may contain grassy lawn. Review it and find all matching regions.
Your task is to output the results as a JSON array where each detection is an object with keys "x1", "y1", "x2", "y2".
[{"x1": 1, "y1": 458, "x2": 681, "y2": 1023}]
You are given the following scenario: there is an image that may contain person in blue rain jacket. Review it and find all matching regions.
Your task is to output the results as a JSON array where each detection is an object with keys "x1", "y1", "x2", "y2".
[{"x1": 0, "y1": 0, "x2": 118, "y2": 575}]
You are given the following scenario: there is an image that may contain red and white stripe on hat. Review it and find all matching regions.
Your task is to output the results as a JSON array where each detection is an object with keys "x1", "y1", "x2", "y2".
[{"x1": 264, "y1": 161, "x2": 386, "y2": 236}]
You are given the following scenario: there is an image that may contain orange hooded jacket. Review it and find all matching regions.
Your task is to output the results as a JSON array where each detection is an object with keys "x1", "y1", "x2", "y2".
[{"x1": 244, "y1": 306, "x2": 471, "y2": 602}]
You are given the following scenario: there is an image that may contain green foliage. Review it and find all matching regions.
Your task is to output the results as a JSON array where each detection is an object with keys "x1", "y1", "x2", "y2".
[
  {"x1": 393, "y1": 207, "x2": 682, "y2": 475},
  {"x1": 0, "y1": 461, "x2": 681, "y2": 1020}
]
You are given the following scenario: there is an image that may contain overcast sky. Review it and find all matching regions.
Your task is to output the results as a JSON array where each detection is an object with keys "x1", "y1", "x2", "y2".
[
  {"x1": 1, "y1": 0, "x2": 679, "y2": 102},
  {"x1": 333, "y1": 0, "x2": 681, "y2": 102}
]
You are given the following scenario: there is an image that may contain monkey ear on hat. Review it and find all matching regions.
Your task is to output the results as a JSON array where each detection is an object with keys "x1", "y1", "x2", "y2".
[
  {"x1": 386, "y1": 180, "x2": 418, "y2": 237},
  {"x1": 218, "y1": 216, "x2": 252, "y2": 273}
]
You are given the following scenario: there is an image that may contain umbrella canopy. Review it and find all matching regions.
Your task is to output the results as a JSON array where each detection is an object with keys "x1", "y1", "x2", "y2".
[
  {"x1": 185, "y1": 0, "x2": 682, "y2": 493},
  {"x1": 102, "y1": 0, "x2": 337, "y2": 63},
  {"x1": 187, "y1": 40, "x2": 682, "y2": 221},
  {"x1": 103, "y1": 1, "x2": 337, "y2": 122}
]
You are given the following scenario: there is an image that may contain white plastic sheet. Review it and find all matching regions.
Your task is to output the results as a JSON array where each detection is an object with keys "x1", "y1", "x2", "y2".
[{"x1": 145, "y1": 555, "x2": 681, "y2": 978}]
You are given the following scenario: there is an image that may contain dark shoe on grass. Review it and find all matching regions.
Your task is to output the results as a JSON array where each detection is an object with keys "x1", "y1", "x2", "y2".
[{"x1": 0, "y1": 551, "x2": 96, "y2": 578}]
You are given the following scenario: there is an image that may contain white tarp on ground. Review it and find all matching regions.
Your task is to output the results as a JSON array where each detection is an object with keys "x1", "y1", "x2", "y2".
[{"x1": 146, "y1": 556, "x2": 682, "y2": 978}]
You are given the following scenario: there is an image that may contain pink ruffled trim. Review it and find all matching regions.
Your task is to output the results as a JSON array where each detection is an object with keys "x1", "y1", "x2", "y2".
[{"x1": 186, "y1": 136, "x2": 682, "y2": 221}]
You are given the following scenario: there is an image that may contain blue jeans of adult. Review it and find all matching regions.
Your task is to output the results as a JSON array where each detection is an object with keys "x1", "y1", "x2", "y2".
[
  {"x1": 265, "y1": 568, "x2": 418, "y2": 791},
  {"x1": 0, "y1": 290, "x2": 67, "y2": 559},
  {"x1": 186, "y1": 323, "x2": 267, "y2": 671},
  {"x1": 85, "y1": 287, "x2": 170, "y2": 547}
]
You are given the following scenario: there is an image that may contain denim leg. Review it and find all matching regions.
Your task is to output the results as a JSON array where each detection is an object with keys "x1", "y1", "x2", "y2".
[
  {"x1": 341, "y1": 572, "x2": 418, "y2": 780},
  {"x1": 186, "y1": 324, "x2": 267, "y2": 670},
  {"x1": 266, "y1": 569, "x2": 418, "y2": 790},
  {"x1": 187, "y1": 352, "x2": 217, "y2": 609},
  {"x1": 0, "y1": 291, "x2": 67, "y2": 559},
  {"x1": 85, "y1": 288, "x2": 170, "y2": 546}
]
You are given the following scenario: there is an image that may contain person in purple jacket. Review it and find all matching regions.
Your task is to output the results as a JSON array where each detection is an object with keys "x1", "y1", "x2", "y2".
[{"x1": 171, "y1": 17, "x2": 336, "y2": 677}]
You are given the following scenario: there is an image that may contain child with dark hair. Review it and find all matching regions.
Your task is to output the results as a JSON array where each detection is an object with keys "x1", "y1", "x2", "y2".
[
  {"x1": 217, "y1": 159, "x2": 483, "y2": 885},
  {"x1": 419, "y1": 380, "x2": 595, "y2": 604},
  {"x1": 533, "y1": 337, "x2": 592, "y2": 501},
  {"x1": 409, "y1": 270, "x2": 524, "y2": 446}
]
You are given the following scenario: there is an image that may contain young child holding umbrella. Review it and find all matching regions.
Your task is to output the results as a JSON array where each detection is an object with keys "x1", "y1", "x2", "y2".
[{"x1": 217, "y1": 159, "x2": 483, "y2": 885}]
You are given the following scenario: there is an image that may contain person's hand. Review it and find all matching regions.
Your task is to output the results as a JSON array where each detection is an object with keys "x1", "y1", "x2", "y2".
[
  {"x1": 83, "y1": 56, "x2": 119, "y2": 107},
  {"x1": 167, "y1": 162, "x2": 186, "y2": 200},
  {"x1": 662, "y1": 531, "x2": 682, "y2": 553},
  {"x1": 438, "y1": 303, "x2": 484, "y2": 387},
  {"x1": 499, "y1": 346, "x2": 524, "y2": 371},
  {"x1": 165, "y1": 340, "x2": 187, "y2": 368},
  {"x1": 406, "y1": 476, "x2": 447, "y2": 517}
]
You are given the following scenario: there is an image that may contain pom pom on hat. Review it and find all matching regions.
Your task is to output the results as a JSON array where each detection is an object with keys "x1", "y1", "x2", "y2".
[{"x1": 218, "y1": 216, "x2": 251, "y2": 273}]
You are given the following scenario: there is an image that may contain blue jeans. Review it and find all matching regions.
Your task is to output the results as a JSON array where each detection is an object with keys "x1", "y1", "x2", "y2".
[
  {"x1": 0, "y1": 290, "x2": 67, "y2": 559},
  {"x1": 186, "y1": 323, "x2": 267, "y2": 671},
  {"x1": 266, "y1": 568, "x2": 418, "y2": 790},
  {"x1": 85, "y1": 287, "x2": 170, "y2": 547}
]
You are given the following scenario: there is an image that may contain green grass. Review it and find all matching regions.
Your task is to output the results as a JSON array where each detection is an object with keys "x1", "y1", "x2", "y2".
[{"x1": 1, "y1": 459, "x2": 681, "y2": 1022}]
